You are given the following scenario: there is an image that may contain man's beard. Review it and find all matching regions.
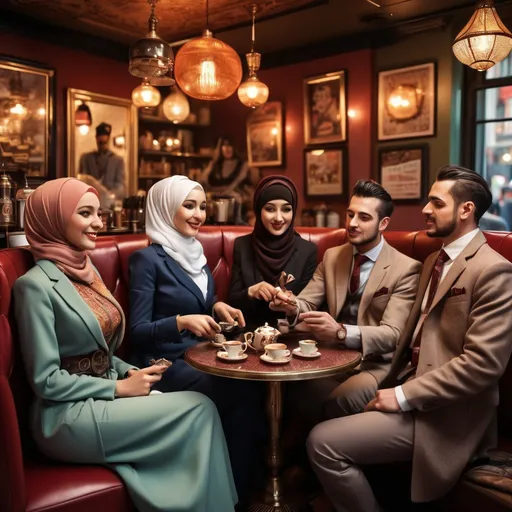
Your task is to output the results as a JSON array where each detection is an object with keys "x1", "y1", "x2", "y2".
[
  {"x1": 426, "y1": 213, "x2": 457, "y2": 238},
  {"x1": 350, "y1": 227, "x2": 379, "y2": 248}
]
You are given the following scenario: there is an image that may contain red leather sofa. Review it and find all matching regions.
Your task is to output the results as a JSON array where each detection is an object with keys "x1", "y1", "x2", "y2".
[{"x1": 0, "y1": 227, "x2": 510, "y2": 511}]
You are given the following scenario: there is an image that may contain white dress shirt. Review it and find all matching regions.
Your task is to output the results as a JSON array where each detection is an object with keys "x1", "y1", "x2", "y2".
[
  {"x1": 344, "y1": 236, "x2": 385, "y2": 348},
  {"x1": 395, "y1": 228, "x2": 481, "y2": 411}
]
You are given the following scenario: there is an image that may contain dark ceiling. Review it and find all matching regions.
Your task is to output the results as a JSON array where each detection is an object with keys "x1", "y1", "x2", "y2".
[{"x1": 2, "y1": 0, "x2": 512, "y2": 59}]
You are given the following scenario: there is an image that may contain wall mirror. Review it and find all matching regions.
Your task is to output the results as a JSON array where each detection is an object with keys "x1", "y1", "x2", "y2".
[{"x1": 66, "y1": 88, "x2": 137, "y2": 205}]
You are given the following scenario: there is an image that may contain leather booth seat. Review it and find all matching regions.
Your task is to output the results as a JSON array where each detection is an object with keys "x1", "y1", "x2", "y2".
[{"x1": 0, "y1": 227, "x2": 510, "y2": 511}]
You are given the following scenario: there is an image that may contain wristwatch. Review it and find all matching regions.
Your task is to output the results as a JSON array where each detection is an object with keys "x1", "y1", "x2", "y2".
[{"x1": 336, "y1": 323, "x2": 347, "y2": 341}]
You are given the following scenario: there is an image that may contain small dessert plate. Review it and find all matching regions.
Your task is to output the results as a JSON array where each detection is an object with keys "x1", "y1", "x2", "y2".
[
  {"x1": 260, "y1": 353, "x2": 292, "y2": 364},
  {"x1": 217, "y1": 351, "x2": 248, "y2": 362},
  {"x1": 292, "y1": 347, "x2": 321, "y2": 359}
]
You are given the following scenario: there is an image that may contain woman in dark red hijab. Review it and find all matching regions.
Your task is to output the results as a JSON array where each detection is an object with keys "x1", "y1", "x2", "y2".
[{"x1": 229, "y1": 175, "x2": 317, "y2": 331}]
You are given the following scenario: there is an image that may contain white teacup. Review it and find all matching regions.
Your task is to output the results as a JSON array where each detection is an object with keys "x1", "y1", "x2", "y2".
[
  {"x1": 264, "y1": 343, "x2": 290, "y2": 361},
  {"x1": 221, "y1": 340, "x2": 247, "y2": 359},
  {"x1": 299, "y1": 339, "x2": 318, "y2": 355}
]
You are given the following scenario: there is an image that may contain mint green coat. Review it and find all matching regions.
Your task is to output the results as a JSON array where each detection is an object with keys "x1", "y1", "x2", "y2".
[{"x1": 14, "y1": 260, "x2": 237, "y2": 512}]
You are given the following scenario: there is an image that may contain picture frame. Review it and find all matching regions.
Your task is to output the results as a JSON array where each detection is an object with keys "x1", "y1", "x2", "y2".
[
  {"x1": 378, "y1": 145, "x2": 428, "y2": 201},
  {"x1": 246, "y1": 101, "x2": 283, "y2": 167},
  {"x1": 378, "y1": 62, "x2": 436, "y2": 141},
  {"x1": 303, "y1": 70, "x2": 346, "y2": 145},
  {"x1": 304, "y1": 147, "x2": 347, "y2": 198},
  {"x1": 67, "y1": 88, "x2": 138, "y2": 198},
  {"x1": 0, "y1": 55, "x2": 55, "y2": 177}
]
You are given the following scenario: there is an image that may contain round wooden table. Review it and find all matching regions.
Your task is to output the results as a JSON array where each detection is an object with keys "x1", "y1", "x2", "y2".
[{"x1": 185, "y1": 334, "x2": 361, "y2": 512}]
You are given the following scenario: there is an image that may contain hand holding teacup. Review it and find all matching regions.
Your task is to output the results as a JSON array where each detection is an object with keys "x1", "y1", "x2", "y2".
[{"x1": 213, "y1": 301, "x2": 246, "y2": 329}]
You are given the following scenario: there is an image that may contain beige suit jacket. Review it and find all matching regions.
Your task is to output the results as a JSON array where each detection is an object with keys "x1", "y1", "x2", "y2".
[
  {"x1": 296, "y1": 239, "x2": 421, "y2": 380},
  {"x1": 381, "y1": 231, "x2": 512, "y2": 502}
]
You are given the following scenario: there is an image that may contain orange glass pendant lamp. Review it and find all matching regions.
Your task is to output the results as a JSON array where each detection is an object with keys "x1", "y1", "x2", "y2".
[{"x1": 174, "y1": 0, "x2": 242, "y2": 100}]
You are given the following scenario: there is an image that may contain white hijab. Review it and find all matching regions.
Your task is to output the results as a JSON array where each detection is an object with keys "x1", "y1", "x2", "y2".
[{"x1": 146, "y1": 176, "x2": 208, "y2": 297}]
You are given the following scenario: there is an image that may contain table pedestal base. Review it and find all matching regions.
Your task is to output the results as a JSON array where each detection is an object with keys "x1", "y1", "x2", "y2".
[{"x1": 248, "y1": 381, "x2": 309, "y2": 512}]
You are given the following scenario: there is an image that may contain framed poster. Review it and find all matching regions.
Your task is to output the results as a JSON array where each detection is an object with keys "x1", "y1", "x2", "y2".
[
  {"x1": 246, "y1": 101, "x2": 283, "y2": 167},
  {"x1": 378, "y1": 62, "x2": 436, "y2": 141},
  {"x1": 378, "y1": 145, "x2": 428, "y2": 201},
  {"x1": 0, "y1": 55, "x2": 55, "y2": 177},
  {"x1": 304, "y1": 147, "x2": 347, "y2": 198},
  {"x1": 303, "y1": 70, "x2": 346, "y2": 145}
]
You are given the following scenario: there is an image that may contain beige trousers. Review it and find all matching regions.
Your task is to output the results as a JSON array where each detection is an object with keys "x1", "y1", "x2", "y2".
[{"x1": 307, "y1": 411, "x2": 414, "y2": 512}]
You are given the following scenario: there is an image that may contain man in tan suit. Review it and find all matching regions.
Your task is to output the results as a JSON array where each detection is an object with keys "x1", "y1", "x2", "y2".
[
  {"x1": 273, "y1": 180, "x2": 421, "y2": 418},
  {"x1": 307, "y1": 166, "x2": 512, "y2": 512}
]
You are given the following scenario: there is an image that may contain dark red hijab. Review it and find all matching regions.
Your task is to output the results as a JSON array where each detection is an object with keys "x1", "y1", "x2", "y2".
[{"x1": 252, "y1": 175, "x2": 299, "y2": 284}]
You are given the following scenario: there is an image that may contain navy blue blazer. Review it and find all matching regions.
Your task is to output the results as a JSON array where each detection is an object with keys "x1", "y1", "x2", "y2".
[{"x1": 129, "y1": 243, "x2": 215, "y2": 366}]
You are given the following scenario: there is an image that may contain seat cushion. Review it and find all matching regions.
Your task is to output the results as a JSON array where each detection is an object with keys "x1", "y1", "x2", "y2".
[{"x1": 25, "y1": 462, "x2": 133, "y2": 512}]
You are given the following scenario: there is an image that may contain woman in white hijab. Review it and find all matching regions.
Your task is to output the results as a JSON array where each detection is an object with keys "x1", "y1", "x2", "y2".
[{"x1": 129, "y1": 176, "x2": 264, "y2": 505}]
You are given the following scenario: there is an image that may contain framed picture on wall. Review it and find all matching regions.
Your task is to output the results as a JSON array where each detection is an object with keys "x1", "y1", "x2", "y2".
[
  {"x1": 378, "y1": 145, "x2": 428, "y2": 201},
  {"x1": 246, "y1": 101, "x2": 283, "y2": 167},
  {"x1": 303, "y1": 70, "x2": 346, "y2": 145},
  {"x1": 304, "y1": 147, "x2": 347, "y2": 198},
  {"x1": 0, "y1": 55, "x2": 55, "y2": 177},
  {"x1": 378, "y1": 62, "x2": 436, "y2": 141}
]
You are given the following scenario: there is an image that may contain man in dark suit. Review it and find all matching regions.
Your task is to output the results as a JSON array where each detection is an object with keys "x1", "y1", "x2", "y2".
[
  {"x1": 307, "y1": 166, "x2": 512, "y2": 511},
  {"x1": 79, "y1": 122, "x2": 125, "y2": 205}
]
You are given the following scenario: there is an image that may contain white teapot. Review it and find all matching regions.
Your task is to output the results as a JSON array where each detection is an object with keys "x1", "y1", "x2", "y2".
[{"x1": 244, "y1": 322, "x2": 281, "y2": 351}]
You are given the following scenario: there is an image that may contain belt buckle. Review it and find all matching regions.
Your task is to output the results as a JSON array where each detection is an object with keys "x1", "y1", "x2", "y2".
[{"x1": 91, "y1": 350, "x2": 109, "y2": 376}]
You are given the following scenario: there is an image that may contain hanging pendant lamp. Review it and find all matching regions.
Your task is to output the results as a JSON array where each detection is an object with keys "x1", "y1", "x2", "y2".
[
  {"x1": 129, "y1": 0, "x2": 175, "y2": 85},
  {"x1": 453, "y1": 0, "x2": 512, "y2": 71},
  {"x1": 174, "y1": 0, "x2": 242, "y2": 100},
  {"x1": 132, "y1": 79, "x2": 161, "y2": 108},
  {"x1": 238, "y1": 5, "x2": 269, "y2": 108},
  {"x1": 162, "y1": 86, "x2": 190, "y2": 123}
]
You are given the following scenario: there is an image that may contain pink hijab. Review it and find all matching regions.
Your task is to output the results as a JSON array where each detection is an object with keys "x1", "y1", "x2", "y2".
[{"x1": 25, "y1": 178, "x2": 99, "y2": 284}]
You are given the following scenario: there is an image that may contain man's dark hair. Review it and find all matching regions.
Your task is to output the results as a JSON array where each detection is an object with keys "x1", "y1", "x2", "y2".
[
  {"x1": 352, "y1": 179, "x2": 394, "y2": 219},
  {"x1": 436, "y1": 165, "x2": 492, "y2": 222}
]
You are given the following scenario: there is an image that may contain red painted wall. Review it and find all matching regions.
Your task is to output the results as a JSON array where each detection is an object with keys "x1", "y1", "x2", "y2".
[
  {"x1": 210, "y1": 49, "x2": 374, "y2": 224},
  {"x1": 0, "y1": 32, "x2": 140, "y2": 178}
]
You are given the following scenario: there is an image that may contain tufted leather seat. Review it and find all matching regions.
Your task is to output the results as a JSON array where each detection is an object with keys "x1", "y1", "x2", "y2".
[{"x1": 0, "y1": 227, "x2": 511, "y2": 511}]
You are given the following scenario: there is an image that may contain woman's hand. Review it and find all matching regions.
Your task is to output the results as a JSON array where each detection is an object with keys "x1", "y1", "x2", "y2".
[
  {"x1": 248, "y1": 281, "x2": 278, "y2": 302},
  {"x1": 177, "y1": 314, "x2": 220, "y2": 339},
  {"x1": 269, "y1": 290, "x2": 299, "y2": 315},
  {"x1": 115, "y1": 365, "x2": 167, "y2": 398},
  {"x1": 213, "y1": 302, "x2": 246, "y2": 328}
]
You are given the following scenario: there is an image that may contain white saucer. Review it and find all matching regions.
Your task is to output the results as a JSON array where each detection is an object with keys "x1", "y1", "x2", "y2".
[
  {"x1": 217, "y1": 351, "x2": 248, "y2": 362},
  {"x1": 260, "y1": 353, "x2": 291, "y2": 364},
  {"x1": 292, "y1": 347, "x2": 321, "y2": 359}
]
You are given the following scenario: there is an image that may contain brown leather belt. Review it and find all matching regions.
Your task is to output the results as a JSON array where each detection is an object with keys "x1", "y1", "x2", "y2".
[{"x1": 61, "y1": 349, "x2": 110, "y2": 377}]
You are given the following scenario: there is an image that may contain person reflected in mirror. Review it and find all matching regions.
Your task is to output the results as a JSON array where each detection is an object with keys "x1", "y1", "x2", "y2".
[
  {"x1": 78, "y1": 122, "x2": 125, "y2": 208},
  {"x1": 229, "y1": 175, "x2": 317, "y2": 332},
  {"x1": 13, "y1": 177, "x2": 237, "y2": 512}
]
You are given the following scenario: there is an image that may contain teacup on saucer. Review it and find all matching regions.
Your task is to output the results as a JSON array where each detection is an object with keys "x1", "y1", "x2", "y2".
[
  {"x1": 298, "y1": 339, "x2": 318, "y2": 356},
  {"x1": 263, "y1": 343, "x2": 290, "y2": 361}
]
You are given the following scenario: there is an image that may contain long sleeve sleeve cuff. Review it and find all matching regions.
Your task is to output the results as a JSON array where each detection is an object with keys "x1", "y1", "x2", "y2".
[{"x1": 395, "y1": 385, "x2": 412, "y2": 411}]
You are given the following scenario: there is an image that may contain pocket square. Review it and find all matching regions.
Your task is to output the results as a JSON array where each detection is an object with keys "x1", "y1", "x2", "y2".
[
  {"x1": 373, "y1": 287, "x2": 389, "y2": 298},
  {"x1": 447, "y1": 287, "x2": 466, "y2": 298}
]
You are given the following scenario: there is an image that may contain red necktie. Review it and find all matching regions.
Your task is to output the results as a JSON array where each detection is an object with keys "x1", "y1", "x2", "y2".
[
  {"x1": 349, "y1": 253, "x2": 369, "y2": 295},
  {"x1": 411, "y1": 249, "x2": 450, "y2": 367}
]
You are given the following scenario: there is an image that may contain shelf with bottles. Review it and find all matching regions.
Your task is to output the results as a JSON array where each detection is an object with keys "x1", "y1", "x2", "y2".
[
  {"x1": 138, "y1": 157, "x2": 206, "y2": 184},
  {"x1": 139, "y1": 149, "x2": 211, "y2": 159}
]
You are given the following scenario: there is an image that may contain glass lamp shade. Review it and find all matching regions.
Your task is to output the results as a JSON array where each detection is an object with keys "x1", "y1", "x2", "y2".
[
  {"x1": 132, "y1": 80, "x2": 161, "y2": 108},
  {"x1": 453, "y1": 1, "x2": 512, "y2": 71},
  {"x1": 238, "y1": 75, "x2": 269, "y2": 108},
  {"x1": 174, "y1": 30, "x2": 242, "y2": 101},
  {"x1": 129, "y1": 34, "x2": 174, "y2": 79},
  {"x1": 162, "y1": 87, "x2": 190, "y2": 123}
]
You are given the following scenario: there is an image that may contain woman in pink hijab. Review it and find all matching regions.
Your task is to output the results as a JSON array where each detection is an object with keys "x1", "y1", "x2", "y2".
[{"x1": 13, "y1": 178, "x2": 237, "y2": 512}]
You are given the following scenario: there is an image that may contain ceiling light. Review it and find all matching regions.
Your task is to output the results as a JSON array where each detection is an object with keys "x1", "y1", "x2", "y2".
[
  {"x1": 131, "y1": 79, "x2": 161, "y2": 108},
  {"x1": 453, "y1": 0, "x2": 512, "y2": 71},
  {"x1": 238, "y1": 5, "x2": 269, "y2": 108},
  {"x1": 174, "y1": 0, "x2": 242, "y2": 100}
]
